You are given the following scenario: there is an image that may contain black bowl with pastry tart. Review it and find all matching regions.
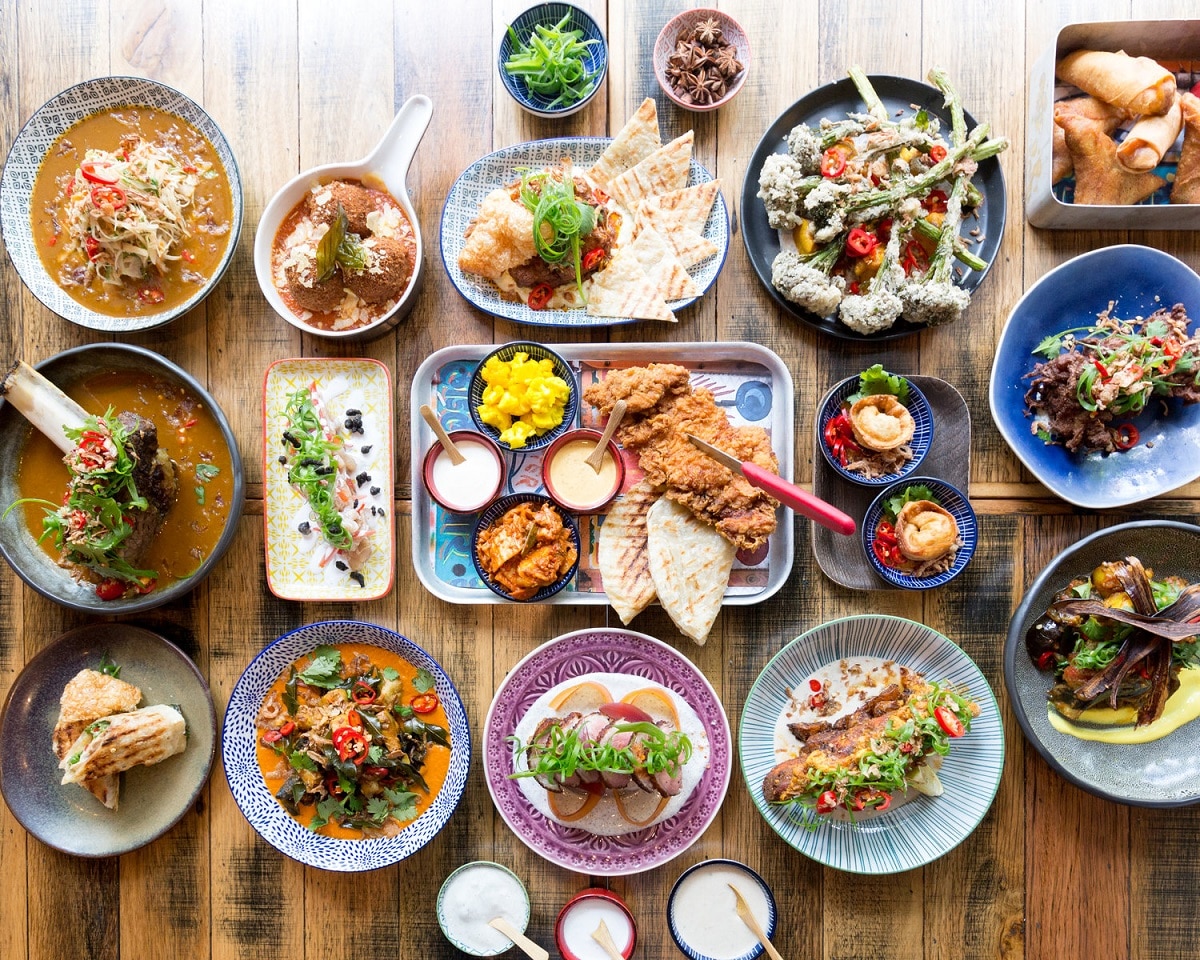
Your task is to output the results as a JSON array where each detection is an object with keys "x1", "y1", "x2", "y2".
[{"x1": 817, "y1": 374, "x2": 933, "y2": 486}]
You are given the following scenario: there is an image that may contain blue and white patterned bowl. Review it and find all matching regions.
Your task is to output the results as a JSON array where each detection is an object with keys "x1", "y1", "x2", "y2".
[
  {"x1": 862, "y1": 477, "x2": 977, "y2": 589},
  {"x1": 667, "y1": 859, "x2": 777, "y2": 960},
  {"x1": 739, "y1": 615, "x2": 1004, "y2": 874},
  {"x1": 0, "y1": 76, "x2": 243, "y2": 332},
  {"x1": 221, "y1": 620, "x2": 471, "y2": 872},
  {"x1": 471, "y1": 493, "x2": 580, "y2": 601},
  {"x1": 817, "y1": 375, "x2": 934, "y2": 486},
  {"x1": 468, "y1": 341, "x2": 579, "y2": 452},
  {"x1": 440, "y1": 138, "x2": 729, "y2": 327},
  {"x1": 498, "y1": 3, "x2": 607, "y2": 118}
]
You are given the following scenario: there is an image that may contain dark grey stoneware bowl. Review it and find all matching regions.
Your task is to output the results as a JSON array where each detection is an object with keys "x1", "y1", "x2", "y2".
[
  {"x1": 0, "y1": 622, "x2": 216, "y2": 856},
  {"x1": 0, "y1": 343, "x2": 244, "y2": 613},
  {"x1": 1004, "y1": 519, "x2": 1200, "y2": 807}
]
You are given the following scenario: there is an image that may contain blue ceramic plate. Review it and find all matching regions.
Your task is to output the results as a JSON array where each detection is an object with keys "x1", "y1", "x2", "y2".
[
  {"x1": 468, "y1": 341, "x2": 579, "y2": 452},
  {"x1": 862, "y1": 477, "x2": 977, "y2": 589},
  {"x1": 740, "y1": 75, "x2": 1006, "y2": 341},
  {"x1": 498, "y1": 3, "x2": 607, "y2": 118},
  {"x1": 0, "y1": 76, "x2": 243, "y2": 333},
  {"x1": 989, "y1": 244, "x2": 1200, "y2": 508},
  {"x1": 221, "y1": 620, "x2": 471, "y2": 871},
  {"x1": 1005, "y1": 520, "x2": 1200, "y2": 807},
  {"x1": 472, "y1": 493, "x2": 580, "y2": 601},
  {"x1": 0, "y1": 623, "x2": 215, "y2": 857},
  {"x1": 739, "y1": 615, "x2": 1004, "y2": 874},
  {"x1": 441, "y1": 137, "x2": 729, "y2": 327},
  {"x1": 667, "y1": 859, "x2": 777, "y2": 960},
  {"x1": 817, "y1": 375, "x2": 934, "y2": 486}
]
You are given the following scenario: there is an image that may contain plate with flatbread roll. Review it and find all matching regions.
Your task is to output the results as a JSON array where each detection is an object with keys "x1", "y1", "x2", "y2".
[
  {"x1": 0, "y1": 622, "x2": 215, "y2": 856},
  {"x1": 441, "y1": 98, "x2": 729, "y2": 326}
]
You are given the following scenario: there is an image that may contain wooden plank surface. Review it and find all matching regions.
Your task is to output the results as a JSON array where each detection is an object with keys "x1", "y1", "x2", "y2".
[{"x1": 1, "y1": 2, "x2": 1199, "y2": 959}]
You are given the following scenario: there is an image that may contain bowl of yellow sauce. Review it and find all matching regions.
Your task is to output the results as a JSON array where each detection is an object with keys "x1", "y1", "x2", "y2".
[{"x1": 541, "y1": 428, "x2": 624, "y2": 513}]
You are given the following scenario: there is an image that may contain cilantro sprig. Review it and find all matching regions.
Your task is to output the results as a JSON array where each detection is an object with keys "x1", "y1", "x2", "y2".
[
  {"x1": 847, "y1": 363, "x2": 910, "y2": 404},
  {"x1": 883, "y1": 484, "x2": 936, "y2": 522}
]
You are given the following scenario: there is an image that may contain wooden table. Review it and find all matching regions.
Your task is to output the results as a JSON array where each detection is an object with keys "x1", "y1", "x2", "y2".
[{"x1": 2, "y1": 2, "x2": 1198, "y2": 958}]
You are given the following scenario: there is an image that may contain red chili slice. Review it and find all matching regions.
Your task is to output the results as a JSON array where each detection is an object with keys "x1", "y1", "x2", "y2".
[
  {"x1": 138, "y1": 287, "x2": 165, "y2": 304},
  {"x1": 90, "y1": 184, "x2": 126, "y2": 210},
  {"x1": 528, "y1": 283, "x2": 554, "y2": 310},
  {"x1": 820, "y1": 147, "x2": 846, "y2": 178},
  {"x1": 279, "y1": 721, "x2": 296, "y2": 737},
  {"x1": 922, "y1": 189, "x2": 948, "y2": 214},
  {"x1": 928, "y1": 145, "x2": 948, "y2": 163},
  {"x1": 581, "y1": 247, "x2": 606, "y2": 272},
  {"x1": 84, "y1": 236, "x2": 102, "y2": 261},
  {"x1": 94, "y1": 579, "x2": 125, "y2": 601},
  {"x1": 80, "y1": 159, "x2": 119, "y2": 184},
  {"x1": 262, "y1": 729, "x2": 284, "y2": 744},
  {"x1": 875, "y1": 792, "x2": 892, "y2": 811},
  {"x1": 410, "y1": 692, "x2": 439, "y2": 714},
  {"x1": 1036, "y1": 651, "x2": 1058, "y2": 671},
  {"x1": 1094, "y1": 360, "x2": 1111, "y2": 381},
  {"x1": 335, "y1": 731, "x2": 368, "y2": 764},
  {"x1": 846, "y1": 227, "x2": 879, "y2": 258},
  {"x1": 808, "y1": 678, "x2": 822, "y2": 692},
  {"x1": 1113, "y1": 423, "x2": 1140, "y2": 451},
  {"x1": 934, "y1": 705, "x2": 965, "y2": 738},
  {"x1": 816, "y1": 790, "x2": 839, "y2": 814},
  {"x1": 351, "y1": 681, "x2": 377, "y2": 705}
]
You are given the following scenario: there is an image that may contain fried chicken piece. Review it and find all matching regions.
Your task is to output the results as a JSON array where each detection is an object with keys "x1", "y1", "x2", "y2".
[{"x1": 584, "y1": 364, "x2": 780, "y2": 551}]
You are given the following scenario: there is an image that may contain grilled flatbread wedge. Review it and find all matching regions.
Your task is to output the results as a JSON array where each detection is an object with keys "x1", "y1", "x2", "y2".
[
  {"x1": 598, "y1": 481, "x2": 660, "y2": 623},
  {"x1": 53, "y1": 668, "x2": 142, "y2": 807},
  {"x1": 628, "y1": 226, "x2": 698, "y2": 301},
  {"x1": 591, "y1": 97, "x2": 661, "y2": 188},
  {"x1": 635, "y1": 181, "x2": 721, "y2": 235},
  {"x1": 645, "y1": 496, "x2": 735, "y2": 644},
  {"x1": 60, "y1": 704, "x2": 187, "y2": 786},
  {"x1": 607, "y1": 131, "x2": 694, "y2": 213},
  {"x1": 586, "y1": 247, "x2": 675, "y2": 322}
]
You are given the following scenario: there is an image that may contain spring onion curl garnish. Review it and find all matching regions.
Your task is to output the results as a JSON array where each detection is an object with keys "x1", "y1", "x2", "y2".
[
  {"x1": 518, "y1": 169, "x2": 597, "y2": 300},
  {"x1": 281, "y1": 388, "x2": 353, "y2": 551},
  {"x1": 63, "y1": 139, "x2": 207, "y2": 287},
  {"x1": 5, "y1": 409, "x2": 156, "y2": 584},
  {"x1": 503, "y1": 13, "x2": 602, "y2": 109},
  {"x1": 507, "y1": 721, "x2": 693, "y2": 781}
]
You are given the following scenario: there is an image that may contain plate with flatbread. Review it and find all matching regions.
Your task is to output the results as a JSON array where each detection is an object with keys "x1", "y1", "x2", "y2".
[{"x1": 441, "y1": 99, "x2": 729, "y2": 326}]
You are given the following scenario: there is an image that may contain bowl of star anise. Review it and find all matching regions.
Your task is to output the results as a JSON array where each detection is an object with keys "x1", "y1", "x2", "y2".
[{"x1": 653, "y1": 9, "x2": 749, "y2": 112}]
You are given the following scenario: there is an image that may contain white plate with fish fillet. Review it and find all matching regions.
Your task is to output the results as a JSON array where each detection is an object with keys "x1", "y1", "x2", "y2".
[{"x1": 0, "y1": 622, "x2": 215, "y2": 857}]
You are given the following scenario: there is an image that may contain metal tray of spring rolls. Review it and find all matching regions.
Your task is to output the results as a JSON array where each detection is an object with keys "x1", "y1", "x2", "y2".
[
  {"x1": 1027, "y1": 19, "x2": 1200, "y2": 228},
  {"x1": 811, "y1": 375, "x2": 970, "y2": 590}
]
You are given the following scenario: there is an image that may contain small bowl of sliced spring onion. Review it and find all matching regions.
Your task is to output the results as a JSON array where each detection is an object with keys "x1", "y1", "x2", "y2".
[{"x1": 498, "y1": 3, "x2": 607, "y2": 118}]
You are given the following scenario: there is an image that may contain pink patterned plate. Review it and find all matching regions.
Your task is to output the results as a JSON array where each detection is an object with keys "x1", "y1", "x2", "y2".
[{"x1": 483, "y1": 628, "x2": 731, "y2": 876}]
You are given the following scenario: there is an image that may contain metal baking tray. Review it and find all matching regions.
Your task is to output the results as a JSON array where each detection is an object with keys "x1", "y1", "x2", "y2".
[
  {"x1": 1027, "y1": 19, "x2": 1200, "y2": 229},
  {"x1": 409, "y1": 341, "x2": 794, "y2": 605}
]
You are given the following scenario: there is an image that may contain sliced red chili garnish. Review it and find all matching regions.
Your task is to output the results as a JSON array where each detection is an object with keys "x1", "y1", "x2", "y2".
[
  {"x1": 1094, "y1": 360, "x2": 1110, "y2": 381},
  {"x1": 877, "y1": 218, "x2": 893, "y2": 242},
  {"x1": 581, "y1": 246, "x2": 606, "y2": 272},
  {"x1": 922, "y1": 189, "x2": 948, "y2": 214},
  {"x1": 902, "y1": 238, "x2": 930, "y2": 275},
  {"x1": 847, "y1": 280, "x2": 861, "y2": 295},
  {"x1": 928, "y1": 145, "x2": 948, "y2": 163},
  {"x1": 138, "y1": 287, "x2": 165, "y2": 304},
  {"x1": 80, "y1": 159, "x2": 119, "y2": 184},
  {"x1": 279, "y1": 721, "x2": 296, "y2": 737},
  {"x1": 325, "y1": 775, "x2": 346, "y2": 797},
  {"x1": 84, "y1": 235, "x2": 101, "y2": 260},
  {"x1": 875, "y1": 792, "x2": 892, "y2": 812},
  {"x1": 934, "y1": 705, "x2": 965, "y2": 738},
  {"x1": 94, "y1": 578, "x2": 125, "y2": 601},
  {"x1": 528, "y1": 282, "x2": 554, "y2": 310},
  {"x1": 846, "y1": 227, "x2": 879, "y2": 258},
  {"x1": 410, "y1": 692, "x2": 439, "y2": 714},
  {"x1": 808, "y1": 692, "x2": 826, "y2": 709},
  {"x1": 363, "y1": 765, "x2": 390, "y2": 778},
  {"x1": 335, "y1": 731, "x2": 368, "y2": 764},
  {"x1": 331, "y1": 725, "x2": 358, "y2": 749},
  {"x1": 808, "y1": 678, "x2": 822, "y2": 692},
  {"x1": 90, "y1": 184, "x2": 126, "y2": 210},
  {"x1": 1113, "y1": 422, "x2": 1139, "y2": 451},
  {"x1": 816, "y1": 790, "x2": 839, "y2": 814},
  {"x1": 351, "y1": 681, "x2": 377, "y2": 705},
  {"x1": 1036, "y1": 651, "x2": 1058, "y2": 671},
  {"x1": 262, "y1": 729, "x2": 284, "y2": 744},
  {"x1": 820, "y1": 147, "x2": 846, "y2": 178}
]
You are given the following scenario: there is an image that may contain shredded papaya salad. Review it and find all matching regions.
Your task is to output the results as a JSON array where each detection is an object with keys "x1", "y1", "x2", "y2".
[
  {"x1": 280, "y1": 384, "x2": 377, "y2": 579},
  {"x1": 62, "y1": 138, "x2": 207, "y2": 292}
]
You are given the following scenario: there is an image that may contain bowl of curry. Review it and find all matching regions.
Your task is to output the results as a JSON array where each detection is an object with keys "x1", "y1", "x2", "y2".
[
  {"x1": 0, "y1": 76, "x2": 242, "y2": 332},
  {"x1": 221, "y1": 620, "x2": 471, "y2": 870},
  {"x1": 0, "y1": 343, "x2": 244, "y2": 613}
]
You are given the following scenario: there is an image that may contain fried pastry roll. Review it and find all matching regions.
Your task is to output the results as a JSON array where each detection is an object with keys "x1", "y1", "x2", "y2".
[
  {"x1": 1171, "y1": 91, "x2": 1200, "y2": 203},
  {"x1": 1052, "y1": 96, "x2": 1124, "y2": 183},
  {"x1": 849, "y1": 395, "x2": 915, "y2": 452},
  {"x1": 1056, "y1": 49, "x2": 1176, "y2": 116},
  {"x1": 1116, "y1": 94, "x2": 1182, "y2": 171},
  {"x1": 1058, "y1": 114, "x2": 1165, "y2": 204}
]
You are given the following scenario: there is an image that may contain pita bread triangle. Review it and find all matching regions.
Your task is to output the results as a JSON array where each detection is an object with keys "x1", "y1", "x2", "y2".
[
  {"x1": 586, "y1": 246, "x2": 675, "y2": 322},
  {"x1": 591, "y1": 97, "x2": 661, "y2": 188},
  {"x1": 635, "y1": 180, "x2": 721, "y2": 235},
  {"x1": 628, "y1": 226, "x2": 698, "y2": 301},
  {"x1": 645, "y1": 496, "x2": 734, "y2": 645},
  {"x1": 607, "y1": 131, "x2": 694, "y2": 213}
]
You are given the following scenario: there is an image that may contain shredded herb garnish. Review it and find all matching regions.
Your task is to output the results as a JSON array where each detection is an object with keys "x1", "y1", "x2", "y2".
[
  {"x1": 280, "y1": 389, "x2": 353, "y2": 551},
  {"x1": 518, "y1": 169, "x2": 597, "y2": 301}
]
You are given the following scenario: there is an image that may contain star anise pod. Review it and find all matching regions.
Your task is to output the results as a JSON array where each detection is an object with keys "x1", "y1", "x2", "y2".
[
  {"x1": 694, "y1": 17, "x2": 723, "y2": 45},
  {"x1": 715, "y1": 47, "x2": 743, "y2": 78},
  {"x1": 681, "y1": 72, "x2": 709, "y2": 103}
]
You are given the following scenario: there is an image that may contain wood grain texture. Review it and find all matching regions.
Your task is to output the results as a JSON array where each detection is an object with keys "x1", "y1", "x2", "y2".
[{"x1": 1, "y1": 3, "x2": 1200, "y2": 959}]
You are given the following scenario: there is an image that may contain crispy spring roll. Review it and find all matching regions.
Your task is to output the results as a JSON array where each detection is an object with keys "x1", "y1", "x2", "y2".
[
  {"x1": 1052, "y1": 96, "x2": 1125, "y2": 182},
  {"x1": 1117, "y1": 94, "x2": 1183, "y2": 171},
  {"x1": 60, "y1": 704, "x2": 186, "y2": 785},
  {"x1": 1171, "y1": 92, "x2": 1200, "y2": 203},
  {"x1": 1058, "y1": 114, "x2": 1165, "y2": 204},
  {"x1": 1057, "y1": 49, "x2": 1176, "y2": 116}
]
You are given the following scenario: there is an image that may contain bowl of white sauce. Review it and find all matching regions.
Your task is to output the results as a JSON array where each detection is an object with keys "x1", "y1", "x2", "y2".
[
  {"x1": 437, "y1": 860, "x2": 531, "y2": 956},
  {"x1": 555, "y1": 888, "x2": 637, "y2": 960},
  {"x1": 667, "y1": 859, "x2": 777, "y2": 960},
  {"x1": 422, "y1": 430, "x2": 505, "y2": 514}
]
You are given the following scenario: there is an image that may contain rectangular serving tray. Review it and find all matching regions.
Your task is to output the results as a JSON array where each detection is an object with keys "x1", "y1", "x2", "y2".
[{"x1": 409, "y1": 341, "x2": 794, "y2": 605}]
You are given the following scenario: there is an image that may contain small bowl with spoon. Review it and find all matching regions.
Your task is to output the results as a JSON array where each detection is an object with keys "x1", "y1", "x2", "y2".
[
  {"x1": 421, "y1": 404, "x2": 505, "y2": 514},
  {"x1": 541, "y1": 399, "x2": 626, "y2": 513}
]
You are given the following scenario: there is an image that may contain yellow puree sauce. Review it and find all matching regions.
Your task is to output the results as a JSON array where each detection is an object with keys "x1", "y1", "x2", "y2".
[
  {"x1": 548, "y1": 439, "x2": 618, "y2": 508},
  {"x1": 1047, "y1": 668, "x2": 1200, "y2": 744}
]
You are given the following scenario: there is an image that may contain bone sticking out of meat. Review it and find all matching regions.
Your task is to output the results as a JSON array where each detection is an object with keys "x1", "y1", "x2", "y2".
[{"x1": 0, "y1": 360, "x2": 89, "y2": 454}]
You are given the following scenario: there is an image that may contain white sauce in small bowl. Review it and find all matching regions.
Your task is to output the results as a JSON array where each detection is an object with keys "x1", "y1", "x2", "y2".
[
  {"x1": 438, "y1": 861, "x2": 530, "y2": 956},
  {"x1": 429, "y1": 438, "x2": 503, "y2": 512},
  {"x1": 557, "y1": 892, "x2": 635, "y2": 960},
  {"x1": 669, "y1": 861, "x2": 774, "y2": 960}
]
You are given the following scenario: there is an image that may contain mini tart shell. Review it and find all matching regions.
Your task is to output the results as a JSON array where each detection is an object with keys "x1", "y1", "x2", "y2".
[
  {"x1": 895, "y1": 499, "x2": 959, "y2": 561},
  {"x1": 849, "y1": 394, "x2": 916, "y2": 452}
]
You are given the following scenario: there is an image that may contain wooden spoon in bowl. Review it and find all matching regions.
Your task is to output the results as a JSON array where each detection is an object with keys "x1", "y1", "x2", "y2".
[
  {"x1": 487, "y1": 917, "x2": 548, "y2": 960},
  {"x1": 590, "y1": 919, "x2": 625, "y2": 960},
  {"x1": 585, "y1": 399, "x2": 626, "y2": 473},
  {"x1": 419, "y1": 403, "x2": 465, "y2": 465},
  {"x1": 729, "y1": 883, "x2": 783, "y2": 960}
]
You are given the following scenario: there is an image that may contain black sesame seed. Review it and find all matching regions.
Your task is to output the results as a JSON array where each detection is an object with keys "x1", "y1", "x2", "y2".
[
  {"x1": 277, "y1": 455, "x2": 287, "y2": 465},
  {"x1": 345, "y1": 408, "x2": 361, "y2": 416},
  {"x1": 298, "y1": 521, "x2": 311, "y2": 535},
  {"x1": 352, "y1": 499, "x2": 359, "y2": 510},
  {"x1": 350, "y1": 571, "x2": 365, "y2": 587},
  {"x1": 335, "y1": 560, "x2": 348, "y2": 571},
  {"x1": 360, "y1": 445, "x2": 372, "y2": 455},
  {"x1": 370, "y1": 486, "x2": 381, "y2": 496},
  {"x1": 356, "y1": 472, "x2": 370, "y2": 486}
]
